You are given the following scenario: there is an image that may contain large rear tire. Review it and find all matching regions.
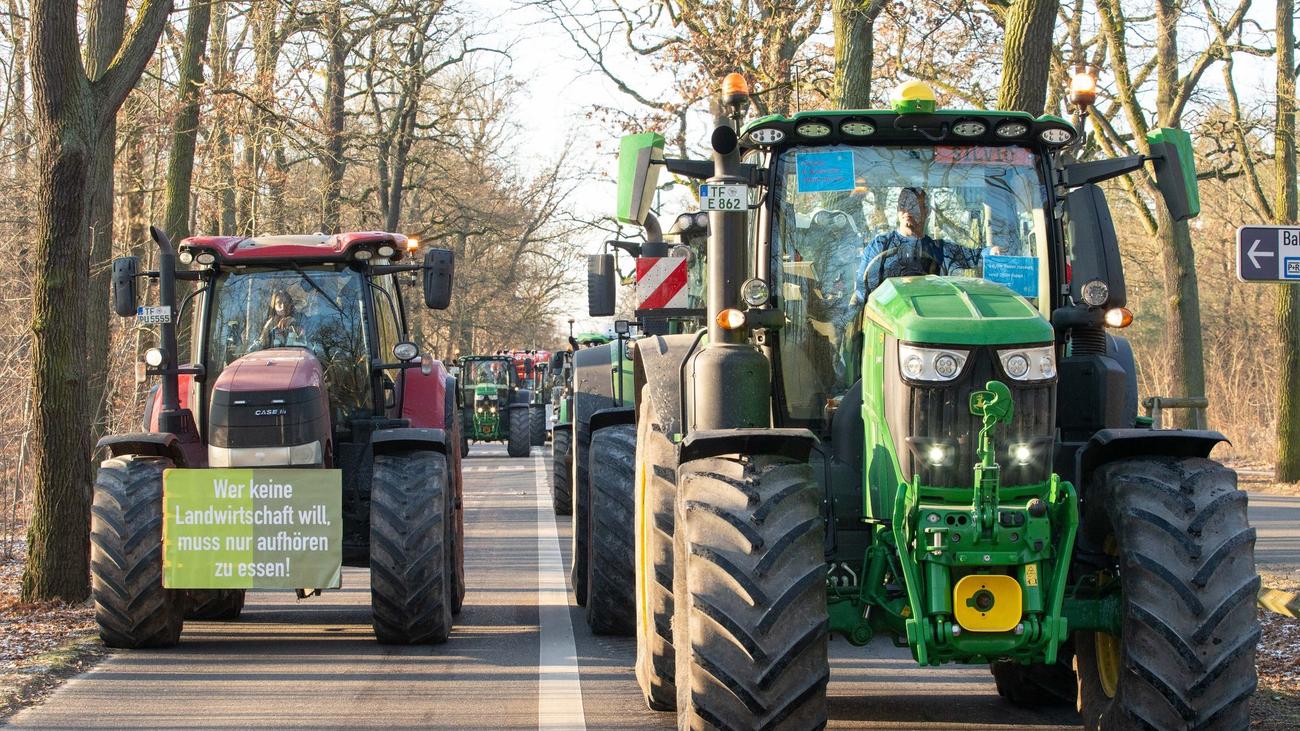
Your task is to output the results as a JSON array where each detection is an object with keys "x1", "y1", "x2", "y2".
[
  {"x1": 530, "y1": 405, "x2": 546, "y2": 447},
  {"x1": 673, "y1": 454, "x2": 828, "y2": 730},
  {"x1": 91, "y1": 456, "x2": 186, "y2": 648},
  {"x1": 185, "y1": 589, "x2": 246, "y2": 621},
  {"x1": 634, "y1": 403, "x2": 678, "y2": 711},
  {"x1": 370, "y1": 450, "x2": 453, "y2": 644},
  {"x1": 1074, "y1": 457, "x2": 1258, "y2": 730},
  {"x1": 586, "y1": 424, "x2": 636, "y2": 635},
  {"x1": 507, "y1": 406, "x2": 531, "y2": 458},
  {"x1": 551, "y1": 429, "x2": 572, "y2": 515},
  {"x1": 571, "y1": 418, "x2": 591, "y2": 606}
]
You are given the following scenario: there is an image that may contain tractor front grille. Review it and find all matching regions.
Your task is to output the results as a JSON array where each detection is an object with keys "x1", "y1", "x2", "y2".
[{"x1": 885, "y1": 338, "x2": 1055, "y2": 488}]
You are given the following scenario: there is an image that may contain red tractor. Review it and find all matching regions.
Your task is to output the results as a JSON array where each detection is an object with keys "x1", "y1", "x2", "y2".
[{"x1": 96, "y1": 226, "x2": 462, "y2": 647}]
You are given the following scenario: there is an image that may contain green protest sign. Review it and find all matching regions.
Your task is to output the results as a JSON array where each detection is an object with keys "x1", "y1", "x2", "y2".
[{"x1": 163, "y1": 469, "x2": 342, "y2": 589}]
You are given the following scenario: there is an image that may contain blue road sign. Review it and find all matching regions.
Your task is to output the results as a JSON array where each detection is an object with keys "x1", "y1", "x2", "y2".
[{"x1": 1237, "y1": 225, "x2": 1300, "y2": 282}]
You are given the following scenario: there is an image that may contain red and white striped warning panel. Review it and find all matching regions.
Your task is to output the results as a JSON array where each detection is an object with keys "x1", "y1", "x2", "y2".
[{"x1": 636, "y1": 257, "x2": 688, "y2": 310}]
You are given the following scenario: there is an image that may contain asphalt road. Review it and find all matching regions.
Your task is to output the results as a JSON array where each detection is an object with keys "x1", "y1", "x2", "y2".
[{"x1": 8, "y1": 446, "x2": 1297, "y2": 729}]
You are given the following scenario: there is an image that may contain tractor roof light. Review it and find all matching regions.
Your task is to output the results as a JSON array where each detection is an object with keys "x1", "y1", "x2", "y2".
[
  {"x1": 1039, "y1": 126, "x2": 1076, "y2": 146},
  {"x1": 178, "y1": 250, "x2": 194, "y2": 265},
  {"x1": 716, "y1": 308, "x2": 746, "y2": 330},
  {"x1": 1069, "y1": 64, "x2": 1098, "y2": 110},
  {"x1": 995, "y1": 121, "x2": 1029, "y2": 138},
  {"x1": 378, "y1": 244, "x2": 396, "y2": 258},
  {"x1": 840, "y1": 119, "x2": 876, "y2": 137},
  {"x1": 892, "y1": 80, "x2": 937, "y2": 115},
  {"x1": 952, "y1": 119, "x2": 987, "y2": 137},
  {"x1": 195, "y1": 251, "x2": 216, "y2": 266},
  {"x1": 743, "y1": 127, "x2": 785, "y2": 146},
  {"x1": 353, "y1": 247, "x2": 373, "y2": 261},
  {"x1": 693, "y1": 212, "x2": 709, "y2": 229},
  {"x1": 721, "y1": 73, "x2": 750, "y2": 115},
  {"x1": 794, "y1": 120, "x2": 832, "y2": 138}
]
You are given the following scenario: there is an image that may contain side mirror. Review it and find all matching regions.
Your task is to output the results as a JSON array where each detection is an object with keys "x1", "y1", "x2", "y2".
[
  {"x1": 615, "y1": 132, "x2": 666, "y2": 226},
  {"x1": 1146, "y1": 127, "x2": 1200, "y2": 222},
  {"x1": 588, "y1": 254, "x2": 617, "y2": 317},
  {"x1": 112, "y1": 256, "x2": 140, "y2": 317},
  {"x1": 1065, "y1": 184, "x2": 1126, "y2": 308},
  {"x1": 423, "y1": 248, "x2": 454, "y2": 309}
]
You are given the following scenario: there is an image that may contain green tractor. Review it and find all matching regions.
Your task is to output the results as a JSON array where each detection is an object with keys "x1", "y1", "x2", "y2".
[
  {"x1": 594, "y1": 75, "x2": 1257, "y2": 729},
  {"x1": 550, "y1": 331, "x2": 612, "y2": 517},
  {"x1": 570, "y1": 211, "x2": 712, "y2": 635},
  {"x1": 458, "y1": 354, "x2": 533, "y2": 458}
]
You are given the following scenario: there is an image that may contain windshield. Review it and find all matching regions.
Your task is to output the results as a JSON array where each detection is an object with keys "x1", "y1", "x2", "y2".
[
  {"x1": 771, "y1": 143, "x2": 1051, "y2": 423},
  {"x1": 205, "y1": 266, "x2": 372, "y2": 423},
  {"x1": 463, "y1": 359, "x2": 513, "y2": 387}
]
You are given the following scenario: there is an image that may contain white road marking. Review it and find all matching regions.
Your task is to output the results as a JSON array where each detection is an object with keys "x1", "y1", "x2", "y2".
[{"x1": 535, "y1": 454, "x2": 586, "y2": 730}]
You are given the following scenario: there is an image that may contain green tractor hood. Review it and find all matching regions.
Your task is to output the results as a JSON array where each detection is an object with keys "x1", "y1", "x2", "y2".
[
  {"x1": 474, "y1": 383, "x2": 503, "y2": 398},
  {"x1": 865, "y1": 276, "x2": 1053, "y2": 346}
]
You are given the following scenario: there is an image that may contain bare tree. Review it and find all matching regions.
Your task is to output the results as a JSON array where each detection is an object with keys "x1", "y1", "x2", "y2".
[
  {"x1": 163, "y1": 0, "x2": 213, "y2": 241},
  {"x1": 831, "y1": 0, "x2": 886, "y2": 109},
  {"x1": 1274, "y1": 0, "x2": 1299, "y2": 480},
  {"x1": 22, "y1": 0, "x2": 172, "y2": 602},
  {"x1": 993, "y1": 0, "x2": 1058, "y2": 114}
]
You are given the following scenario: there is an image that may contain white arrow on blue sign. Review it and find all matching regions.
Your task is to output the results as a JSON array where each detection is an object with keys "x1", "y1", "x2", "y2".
[{"x1": 1237, "y1": 225, "x2": 1300, "y2": 282}]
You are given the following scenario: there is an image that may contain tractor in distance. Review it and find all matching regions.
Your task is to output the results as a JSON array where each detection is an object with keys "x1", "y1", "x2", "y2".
[
  {"x1": 596, "y1": 72, "x2": 1258, "y2": 730},
  {"x1": 99, "y1": 228, "x2": 463, "y2": 648},
  {"x1": 570, "y1": 209, "x2": 712, "y2": 635},
  {"x1": 549, "y1": 330, "x2": 609, "y2": 515},
  {"x1": 458, "y1": 353, "x2": 534, "y2": 457},
  {"x1": 504, "y1": 348, "x2": 552, "y2": 447}
]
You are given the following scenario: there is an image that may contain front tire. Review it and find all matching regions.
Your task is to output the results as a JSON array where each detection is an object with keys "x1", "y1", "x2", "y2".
[
  {"x1": 1074, "y1": 457, "x2": 1258, "y2": 730},
  {"x1": 586, "y1": 424, "x2": 636, "y2": 635},
  {"x1": 186, "y1": 589, "x2": 246, "y2": 621},
  {"x1": 507, "y1": 406, "x2": 531, "y2": 457},
  {"x1": 91, "y1": 456, "x2": 186, "y2": 648},
  {"x1": 673, "y1": 454, "x2": 828, "y2": 730},
  {"x1": 530, "y1": 405, "x2": 546, "y2": 447},
  {"x1": 370, "y1": 450, "x2": 453, "y2": 644},
  {"x1": 551, "y1": 429, "x2": 572, "y2": 515},
  {"x1": 571, "y1": 418, "x2": 592, "y2": 606},
  {"x1": 634, "y1": 406, "x2": 678, "y2": 711}
]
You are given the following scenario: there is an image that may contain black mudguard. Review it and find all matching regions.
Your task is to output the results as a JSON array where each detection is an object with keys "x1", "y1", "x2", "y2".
[
  {"x1": 679, "y1": 427, "x2": 819, "y2": 465},
  {"x1": 97, "y1": 432, "x2": 190, "y2": 466},
  {"x1": 1073, "y1": 428, "x2": 1227, "y2": 491},
  {"x1": 372, "y1": 427, "x2": 448, "y2": 456},
  {"x1": 632, "y1": 332, "x2": 702, "y2": 439}
]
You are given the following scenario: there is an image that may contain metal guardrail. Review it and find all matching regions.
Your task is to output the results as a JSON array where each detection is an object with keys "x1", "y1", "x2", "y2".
[{"x1": 1259, "y1": 586, "x2": 1300, "y2": 619}]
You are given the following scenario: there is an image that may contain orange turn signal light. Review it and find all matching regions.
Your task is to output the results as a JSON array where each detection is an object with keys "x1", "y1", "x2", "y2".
[
  {"x1": 406, "y1": 236, "x2": 419, "y2": 251},
  {"x1": 722, "y1": 73, "x2": 749, "y2": 99},
  {"x1": 716, "y1": 308, "x2": 747, "y2": 330},
  {"x1": 1104, "y1": 307, "x2": 1133, "y2": 328}
]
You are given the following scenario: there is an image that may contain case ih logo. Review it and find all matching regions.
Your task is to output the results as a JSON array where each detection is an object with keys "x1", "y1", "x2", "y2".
[
  {"x1": 254, "y1": 408, "x2": 288, "y2": 416},
  {"x1": 635, "y1": 257, "x2": 688, "y2": 310}
]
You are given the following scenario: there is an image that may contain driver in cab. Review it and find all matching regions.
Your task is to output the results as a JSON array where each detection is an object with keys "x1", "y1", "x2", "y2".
[{"x1": 852, "y1": 187, "x2": 999, "y2": 303}]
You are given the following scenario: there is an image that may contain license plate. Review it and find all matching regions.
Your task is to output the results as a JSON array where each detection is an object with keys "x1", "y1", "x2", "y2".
[
  {"x1": 137, "y1": 305, "x2": 172, "y2": 324},
  {"x1": 700, "y1": 184, "x2": 748, "y2": 212}
]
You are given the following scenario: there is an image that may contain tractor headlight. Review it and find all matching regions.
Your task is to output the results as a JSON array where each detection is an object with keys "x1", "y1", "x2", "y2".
[
  {"x1": 898, "y1": 344, "x2": 967, "y2": 383},
  {"x1": 144, "y1": 347, "x2": 165, "y2": 368},
  {"x1": 997, "y1": 345, "x2": 1056, "y2": 382},
  {"x1": 1012, "y1": 443, "x2": 1034, "y2": 465},
  {"x1": 740, "y1": 278, "x2": 770, "y2": 307},
  {"x1": 927, "y1": 444, "x2": 947, "y2": 466}
]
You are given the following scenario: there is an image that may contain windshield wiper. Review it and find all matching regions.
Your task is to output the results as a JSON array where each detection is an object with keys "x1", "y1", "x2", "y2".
[{"x1": 290, "y1": 262, "x2": 345, "y2": 315}]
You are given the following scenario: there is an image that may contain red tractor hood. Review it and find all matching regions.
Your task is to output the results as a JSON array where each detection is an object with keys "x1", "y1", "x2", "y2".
[{"x1": 213, "y1": 348, "x2": 324, "y2": 393}]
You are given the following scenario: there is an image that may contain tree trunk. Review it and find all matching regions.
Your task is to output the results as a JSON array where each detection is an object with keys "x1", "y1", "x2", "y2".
[
  {"x1": 83, "y1": 0, "x2": 127, "y2": 442},
  {"x1": 1274, "y1": 0, "x2": 1299, "y2": 481},
  {"x1": 831, "y1": 0, "x2": 885, "y2": 110},
  {"x1": 210, "y1": 0, "x2": 236, "y2": 234},
  {"x1": 163, "y1": 0, "x2": 212, "y2": 241},
  {"x1": 996, "y1": 0, "x2": 1058, "y2": 114},
  {"x1": 22, "y1": 0, "x2": 173, "y2": 603},
  {"x1": 321, "y1": 0, "x2": 346, "y2": 233}
]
